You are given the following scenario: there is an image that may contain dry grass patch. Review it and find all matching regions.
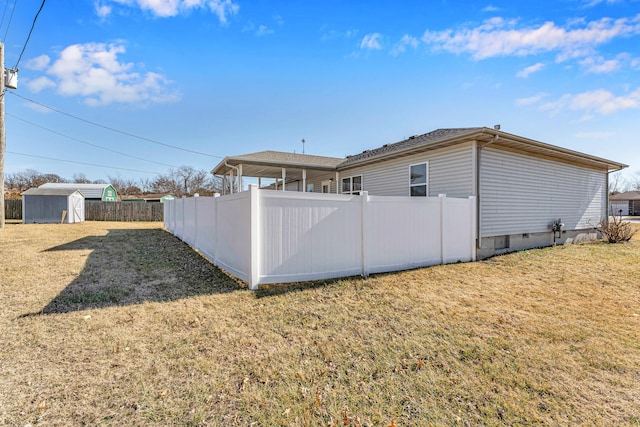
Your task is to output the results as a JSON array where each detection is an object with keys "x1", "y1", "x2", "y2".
[{"x1": 1, "y1": 221, "x2": 639, "y2": 426}]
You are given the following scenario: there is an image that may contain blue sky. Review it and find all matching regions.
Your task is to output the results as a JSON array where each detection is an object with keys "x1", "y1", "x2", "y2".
[{"x1": 3, "y1": 0, "x2": 640, "y2": 187}]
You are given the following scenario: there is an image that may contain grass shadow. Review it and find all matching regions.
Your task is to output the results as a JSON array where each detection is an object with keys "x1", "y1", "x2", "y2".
[
  {"x1": 21, "y1": 228, "x2": 242, "y2": 316},
  {"x1": 254, "y1": 276, "x2": 362, "y2": 298}
]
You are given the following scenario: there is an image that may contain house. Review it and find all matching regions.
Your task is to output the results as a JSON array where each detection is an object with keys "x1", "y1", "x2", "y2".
[
  {"x1": 213, "y1": 127, "x2": 627, "y2": 259},
  {"x1": 120, "y1": 194, "x2": 175, "y2": 203},
  {"x1": 38, "y1": 183, "x2": 118, "y2": 202},
  {"x1": 609, "y1": 191, "x2": 640, "y2": 216},
  {"x1": 22, "y1": 188, "x2": 85, "y2": 223}
]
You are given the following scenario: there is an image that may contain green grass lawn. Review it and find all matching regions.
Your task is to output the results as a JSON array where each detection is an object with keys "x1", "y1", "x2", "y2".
[{"x1": 1, "y1": 221, "x2": 639, "y2": 426}]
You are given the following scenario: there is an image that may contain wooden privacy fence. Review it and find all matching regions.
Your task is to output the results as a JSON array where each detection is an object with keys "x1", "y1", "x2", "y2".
[
  {"x1": 4, "y1": 199, "x2": 21, "y2": 220},
  {"x1": 165, "y1": 186, "x2": 477, "y2": 289},
  {"x1": 85, "y1": 201, "x2": 164, "y2": 221},
  {"x1": 5, "y1": 199, "x2": 163, "y2": 221}
]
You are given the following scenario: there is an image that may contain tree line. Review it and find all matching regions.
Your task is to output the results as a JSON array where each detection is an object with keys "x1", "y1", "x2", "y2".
[
  {"x1": 4, "y1": 166, "x2": 226, "y2": 199},
  {"x1": 609, "y1": 171, "x2": 640, "y2": 195}
]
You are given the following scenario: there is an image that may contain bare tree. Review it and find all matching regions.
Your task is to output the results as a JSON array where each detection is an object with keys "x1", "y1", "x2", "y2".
[
  {"x1": 5, "y1": 169, "x2": 66, "y2": 191},
  {"x1": 107, "y1": 174, "x2": 142, "y2": 196},
  {"x1": 73, "y1": 173, "x2": 91, "y2": 183},
  {"x1": 630, "y1": 171, "x2": 640, "y2": 191},
  {"x1": 608, "y1": 171, "x2": 625, "y2": 195},
  {"x1": 151, "y1": 166, "x2": 219, "y2": 196}
]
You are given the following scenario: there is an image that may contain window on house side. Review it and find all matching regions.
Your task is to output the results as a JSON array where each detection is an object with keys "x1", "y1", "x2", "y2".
[
  {"x1": 341, "y1": 175, "x2": 363, "y2": 195},
  {"x1": 410, "y1": 163, "x2": 427, "y2": 197}
]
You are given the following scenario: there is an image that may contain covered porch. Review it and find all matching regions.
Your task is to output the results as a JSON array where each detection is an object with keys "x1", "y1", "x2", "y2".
[{"x1": 212, "y1": 150, "x2": 344, "y2": 195}]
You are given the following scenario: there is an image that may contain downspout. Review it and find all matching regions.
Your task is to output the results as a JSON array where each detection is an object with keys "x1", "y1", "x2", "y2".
[
  {"x1": 476, "y1": 129, "x2": 500, "y2": 249},
  {"x1": 225, "y1": 162, "x2": 240, "y2": 194}
]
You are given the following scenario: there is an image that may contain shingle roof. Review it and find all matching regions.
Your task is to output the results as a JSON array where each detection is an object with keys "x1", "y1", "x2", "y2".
[
  {"x1": 338, "y1": 128, "x2": 481, "y2": 167},
  {"x1": 610, "y1": 191, "x2": 640, "y2": 201},
  {"x1": 39, "y1": 183, "x2": 112, "y2": 199},
  {"x1": 228, "y1": 150, "x2": 344, "y2": 168},
  {"x1": 23, "y1": 188, "x2": 83, "y2": 197}
]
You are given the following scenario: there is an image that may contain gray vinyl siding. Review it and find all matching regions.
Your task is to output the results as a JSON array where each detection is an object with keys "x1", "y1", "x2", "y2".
[
  {"x1": 339, "y1": 142, "x2": 475, "y2": 197},
  {"x1": 282, "y1": 172, "x2": 337, "y2": 193},
  {"x1": 480, "y1": 147, "x2": 607, "y2": 237}
]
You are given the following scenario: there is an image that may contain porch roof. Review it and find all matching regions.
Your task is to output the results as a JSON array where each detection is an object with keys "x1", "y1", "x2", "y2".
[
  {"x1": 212, "y1": 150, "x2": 344, "y2": 179},
  {"x1": 610, "y1": 191, "x2": 640, "y2": 201}
]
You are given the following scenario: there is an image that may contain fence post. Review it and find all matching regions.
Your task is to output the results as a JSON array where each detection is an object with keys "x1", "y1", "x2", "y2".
[
  {"x1": 469, "y1": 196, "x2": 477, "y2": 261},
  {"x1": 213, "y1": 193, "x2": 220, "y2": 267},
  {"x1": 439, "y1": 194, "x2": 446, "y2": 264},
  {"x1": 361, "y1": 191, "x2": 369, "y2": 277},
  {"x1": 248, "y1": 185, "x2": 260, "y2": 290},
  {"x1": 194, "y1": 193, "x2": 199, "y2": 249}
]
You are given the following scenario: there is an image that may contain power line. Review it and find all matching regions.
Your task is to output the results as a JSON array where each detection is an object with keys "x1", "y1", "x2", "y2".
[
  {"x1": 2, "y1": 0, "x2": 16, "y2": 42},
  {"x1": 14, "y1": 0, "x2": 46, "y2": 69},
  {"x1": 0, "y1": 1, "x2": 10, "y2": 37},
  {"x1": 7, "y1": 150, "x2": 163, "y2": 175},
  {"x1": 8, "y1": 91, "x2": 224, "y2": 159},
  {"x1": 8, "y1": 112, "x2": 179, "y2": 169}
]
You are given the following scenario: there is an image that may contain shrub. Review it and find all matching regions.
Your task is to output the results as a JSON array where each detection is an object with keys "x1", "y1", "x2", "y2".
[{"x1": 597, "y1": 214, "x2": 636, "y2": 243}]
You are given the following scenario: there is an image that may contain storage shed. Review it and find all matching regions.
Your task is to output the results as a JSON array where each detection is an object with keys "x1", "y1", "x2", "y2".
[
  {"x1": 38, "y1": 183, "x2": 118, "y2": 201},
  {"x1": 22, "y1": 188, "x2": 85, "y2": 223}
]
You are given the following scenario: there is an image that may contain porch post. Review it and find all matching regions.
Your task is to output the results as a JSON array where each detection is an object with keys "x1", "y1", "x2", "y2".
[
  {"x1": 238, "y1": 164, "x2": 243, "y2": 193},
  {"x1": 229, "y1": 170, "x2": 234, "y2": 194},
  {"x1": 302, "y1": 169, "x2": 307, "y2": 192},
  {"x1": 282, "y1": 168, "x2": 286, "y2": 191},
  {"x1": 335, "y1": 171, "x2": 340, "y2": 194}
]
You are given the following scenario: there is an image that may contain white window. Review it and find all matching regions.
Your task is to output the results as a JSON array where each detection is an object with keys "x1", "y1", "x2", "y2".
[
  {"x1": 341, "y1": 175, "x2": 362, "y2": 195},
  {"x1": 410, "y1": 163, "x2": 427, "y2": 197},
  {"x1": 306, "y1": 183, "x2": 314, "y2": 193}
]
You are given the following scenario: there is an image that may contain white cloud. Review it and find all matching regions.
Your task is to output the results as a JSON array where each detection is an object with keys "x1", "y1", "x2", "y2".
[
  {"x1": 32, "y1": 42, "x2": 180, "y2": 107},
  {"x1": 256, "y1": 25, "x2": 274, "y2": 36},
  {"x1": 421, "y1": 15, "x2": 640, "y2": 61},
  {"x1": 94, "y1": 1, "x2": 112, "y2": 18},
  {"x1": 482, "y1": 5, "x2": 500, "y2": 12},
  {"x1": 516, "y1": 62, "x2": 544, "y2": 78},
  {"x1": 320, "y1": 26, "x2": 358, "y2": 41},
  {"x1": 580, "y1": 53, "x2": 632, "y2": 73},
  {"x1": 582, "y1": 0, "x2": 620, "y2": 7},
  {"x1": 360, "y1": 33, "x2": 383, "y2": 50},
  {"x1": 103, "y1": 0, "x2": 239, "y2": 22},
  {"x1": 542, "y1": 88, "x2": 640, "y2": 116},
  {"x1": 26, "y1": 76, "x2": 56, "y2": 93},
  {"x1": 390, "y1": 34, "x2": 419, "y2": 56},
  {"x1": 24, "y1": 54, "x2": 50, "y2": 71},
  {"x1": 515, "y1": 93, "x2": 548, "y2": 106},
  {"x1": 571, "y1": 88, "x2": 640, "y2": 114}
]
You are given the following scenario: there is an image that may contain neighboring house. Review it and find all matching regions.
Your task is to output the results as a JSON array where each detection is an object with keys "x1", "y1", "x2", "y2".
[
  {"x1": 120, "y1": 194, "x2": 175, "y2": 203},
  {"x1": 213, "y1": 127, "x2": 627, "y2": 259},
  {"x1": 22, "y1": 188, "x2": 85, "y2": 223},
  {"x1": 38, "y1": 183, "x2": 118, "y2": 202},
  {"x1": 609, "y1": 191, "x2": 640, "y2": 216}
]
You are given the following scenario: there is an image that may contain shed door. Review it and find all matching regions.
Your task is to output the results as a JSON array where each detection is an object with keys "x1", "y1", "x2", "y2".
[{"x1": 71, "y1": 197, "x2": 83, "y2": 222}]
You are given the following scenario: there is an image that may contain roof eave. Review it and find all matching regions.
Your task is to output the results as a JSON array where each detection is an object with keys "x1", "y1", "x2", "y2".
[
  {"x1": 338, "y1": 127, "x2": 485, "y2": 170},
  {"x1": 212, "y1": 156, "x2": 341, "y2": 176}
]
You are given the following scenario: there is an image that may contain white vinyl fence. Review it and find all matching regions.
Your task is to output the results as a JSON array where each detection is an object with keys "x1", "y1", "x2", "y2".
[{"x1": 165, "y1": 186, "x2": 477, "y2": 289}]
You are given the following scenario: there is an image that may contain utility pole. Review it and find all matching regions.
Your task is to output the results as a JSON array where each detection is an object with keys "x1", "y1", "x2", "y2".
[{"x1": 0, "y1": 42, "x2": 5, "y2": 228}]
